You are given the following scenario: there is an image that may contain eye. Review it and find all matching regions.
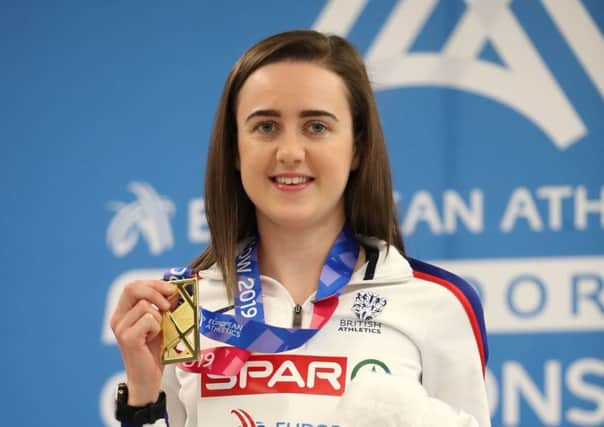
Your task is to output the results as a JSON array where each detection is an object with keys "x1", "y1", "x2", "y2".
[
  {"x1": 254, "y1": 121, "x2": 278, "y2": 135},
  {"x1": 306, "y1": 121, "x2": 328, "y2": 135}
]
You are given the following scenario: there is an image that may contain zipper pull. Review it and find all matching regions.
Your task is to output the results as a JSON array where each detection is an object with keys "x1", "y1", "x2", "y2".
[{"x1": 292, "y1": 304, "x2": 303, "y2": 328}]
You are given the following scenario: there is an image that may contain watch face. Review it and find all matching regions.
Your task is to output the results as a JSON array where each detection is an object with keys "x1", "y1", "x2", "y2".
[
  {"x1": 115, "y1": 383, "x2": 132, "y2": 422},
  {"x1": 116, "y1": 383, "x2": 128, "y2": 404}
]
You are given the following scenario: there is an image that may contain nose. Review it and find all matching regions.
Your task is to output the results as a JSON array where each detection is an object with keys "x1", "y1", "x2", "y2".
[{"x1": 275, "y1": 129, "x2": 305, "y2": 165}]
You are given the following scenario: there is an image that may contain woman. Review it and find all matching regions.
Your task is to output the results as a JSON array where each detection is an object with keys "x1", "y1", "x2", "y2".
[{"x1": 111, "y1": 30, "x2": 490, "y2": 427}]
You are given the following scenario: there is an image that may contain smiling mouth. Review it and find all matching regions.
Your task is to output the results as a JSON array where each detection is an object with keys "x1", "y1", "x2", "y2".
[{"x1": 271, "y1": 176, "x2": 314, "y2": 185}]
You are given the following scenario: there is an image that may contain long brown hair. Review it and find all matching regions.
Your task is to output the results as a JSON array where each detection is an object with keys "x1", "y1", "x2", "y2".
[{"x1": 190, "y1": 30, "x2": 404, "y2": 298}]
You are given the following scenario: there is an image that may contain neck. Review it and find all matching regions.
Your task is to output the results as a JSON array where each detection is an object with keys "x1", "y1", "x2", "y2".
[{"x1": 256, "y1": 216, "x2": 345, "y2": 305}]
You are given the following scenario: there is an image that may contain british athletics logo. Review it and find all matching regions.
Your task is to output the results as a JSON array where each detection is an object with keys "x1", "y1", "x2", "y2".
[{"x1": 202, "y1": 354, "x2": 347, "y2": 397}]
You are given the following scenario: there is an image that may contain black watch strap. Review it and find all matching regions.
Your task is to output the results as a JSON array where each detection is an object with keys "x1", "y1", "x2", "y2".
[{"x1": 115, "y1": 383, "x2": 166, "y2": 425}]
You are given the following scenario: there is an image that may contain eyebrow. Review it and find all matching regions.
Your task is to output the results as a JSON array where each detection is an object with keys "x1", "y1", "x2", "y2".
[{"x1": 245, "y1": 109, "x2": 338, "y2": 123}]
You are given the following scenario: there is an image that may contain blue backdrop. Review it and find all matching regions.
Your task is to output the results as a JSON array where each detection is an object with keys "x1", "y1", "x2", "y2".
[{"x1": 1, "y1": 1, "x2": 602, "y2": 426}]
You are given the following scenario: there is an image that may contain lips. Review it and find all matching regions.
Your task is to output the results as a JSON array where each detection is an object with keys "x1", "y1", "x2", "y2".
[
  {"x1": 270, "y1": 174, "x2": 314, "y2": 190},
  {"x1": 273, "y1": 176, "x2": 311, "y2": 185}
]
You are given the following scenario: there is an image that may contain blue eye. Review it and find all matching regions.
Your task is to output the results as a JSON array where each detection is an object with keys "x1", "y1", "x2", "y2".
[
  {"x1": 255, "y1": 121, "x2": 277, "y2": 134},
  {"x1": 307, "y1": 122, "x2": 327, "y2": 134}
]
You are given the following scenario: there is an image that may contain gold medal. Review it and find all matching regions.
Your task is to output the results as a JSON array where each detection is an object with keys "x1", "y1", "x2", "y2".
[{"x1": 161, "y1": 277, "x2": 200, "y2": 364}]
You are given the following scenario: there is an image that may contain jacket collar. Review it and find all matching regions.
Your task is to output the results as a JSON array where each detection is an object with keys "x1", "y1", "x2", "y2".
[
  {"x1": 199, "y1": 236, "x2": 413, "y2": 286},
  {"x1": 347, "y1": 236, "x2": 413, "y2": 286}
]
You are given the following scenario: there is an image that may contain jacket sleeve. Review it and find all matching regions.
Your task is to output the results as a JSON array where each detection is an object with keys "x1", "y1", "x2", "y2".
[
  {"x1": 419, "y1": 285, "x2": 491, "y2": 427},
  {"x1": 159, "y1": 364, "x2": 187, "y2": 427},
  {"x1": 337, "y1": 285, "x2": 491, "y2": 427},
  {"x1": 338, "y1": 260, "x2": 491, "y2": 427}
]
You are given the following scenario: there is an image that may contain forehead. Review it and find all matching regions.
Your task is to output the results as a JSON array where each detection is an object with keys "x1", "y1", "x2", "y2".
[{"x1": 236, "y1": 61, "x2": 350, "y2": 117}]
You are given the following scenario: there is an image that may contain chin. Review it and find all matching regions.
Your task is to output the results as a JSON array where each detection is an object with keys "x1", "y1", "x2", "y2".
[
  {"x1": 259, "y1": 209, "x2": 323, "y2": 229},
  {"x1": 262, "y1": 209, "x2": 345, "y2": 233},
  {"x1": 270, "y1": 216, "x2": 318, "y2": 230}
]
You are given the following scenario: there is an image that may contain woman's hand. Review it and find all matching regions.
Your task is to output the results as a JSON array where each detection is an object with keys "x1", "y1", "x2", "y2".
[{"x1": 110, "y1": 280, "x2": 176, "y2": 405}]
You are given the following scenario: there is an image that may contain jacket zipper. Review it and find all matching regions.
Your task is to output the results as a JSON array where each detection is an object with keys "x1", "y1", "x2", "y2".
[{"x1": 292, "y1": 304, "x2": 303, "y2": 328}]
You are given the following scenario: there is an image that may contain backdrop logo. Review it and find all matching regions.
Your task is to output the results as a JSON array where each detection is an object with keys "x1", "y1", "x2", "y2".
[
  {"x1": 106, "y1": 181, "x2": 175, "y2": 257},
  {"x1": 314, "y1": 0, "x2": 604, "y2": 149}
]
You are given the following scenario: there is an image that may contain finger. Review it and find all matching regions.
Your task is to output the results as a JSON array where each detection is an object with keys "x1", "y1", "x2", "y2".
[
  {"x1": 121, "y1": 312, "x2": 162, "y2": 349},
  {"x1": 133, "y1": 312, "x2": 162, "y2": 343},
  {"x1": 149, "y1": 279, "x2": 180, "y2": 297},
  {"x1": 111, "y1": 280, "x2": 179, "y2": 332},
  {"x1": 114, "y1": 299, "x2": 162, "y2": 340},
  {"x1": 115, "y1": 280, "x2": 174, "y2": 315}
]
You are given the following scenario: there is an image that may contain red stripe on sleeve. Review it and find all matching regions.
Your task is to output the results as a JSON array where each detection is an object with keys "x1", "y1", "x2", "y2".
[{"x1": 413, "y1": 270, "x2": 486, "y2": 377}]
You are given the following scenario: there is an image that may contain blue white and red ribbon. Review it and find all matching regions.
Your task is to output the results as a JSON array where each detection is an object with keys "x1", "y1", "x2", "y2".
[{"x1": 164, "y1": 227, "x2": 359, "y2": 375}]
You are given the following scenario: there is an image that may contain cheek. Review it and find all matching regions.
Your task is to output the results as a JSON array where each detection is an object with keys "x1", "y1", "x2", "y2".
[
  {"x1": 318, "y1": 143, "x2": 355, "y2": 172},
  {"x1": 239, "y1": 169, "x2": 258, "y2": 205},
  {"x1": 239, "y1": 162, "x2": 255, "y2": 188},
  {"x1": 237, "y1": 152, "x2": 265, "y2": 196},
  {"x1": 317, "y1": 154, "x2": 354, "y2": 189},
  {"x1": 237, "y1": 143, "x2": 253, "y2": 176}
]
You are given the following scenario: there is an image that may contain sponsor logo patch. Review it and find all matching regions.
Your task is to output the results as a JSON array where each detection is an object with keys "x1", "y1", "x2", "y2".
[
  {"x1": 350, "y1": 358, "x2": 391, "y2": 380},
  {"x1": 230, "y1": 408, "x2": 340, "y2": 427},
  {"x1": 202, "y1": 354, "x2": 347, "y2": 397},
  {"x1": 230, "y1": 408, "x2": 264, "y2": 427}
]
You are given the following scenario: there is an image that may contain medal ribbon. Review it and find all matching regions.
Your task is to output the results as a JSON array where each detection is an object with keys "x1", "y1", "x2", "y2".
[{"x1": 164, "y1": 227, "x2": 359, "y2": 376}]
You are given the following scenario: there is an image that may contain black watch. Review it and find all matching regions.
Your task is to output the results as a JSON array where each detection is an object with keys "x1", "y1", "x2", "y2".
[{"x1": 115, "y1": 383, "x2": 166, "y2": 425}]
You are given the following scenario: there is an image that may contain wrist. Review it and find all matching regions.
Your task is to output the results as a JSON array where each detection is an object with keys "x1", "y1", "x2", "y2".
[
  {"x1": 115, "y1": 383, "x2": 166, "y2": 425},
  {"x1": 123, "y1": 378, "x2": 161, "y2": 406},
  {"x1": 127, "y1": 388, "x2": 160, "y2": 407}
]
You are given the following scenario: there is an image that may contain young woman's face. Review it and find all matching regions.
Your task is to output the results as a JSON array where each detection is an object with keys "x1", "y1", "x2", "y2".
[{"x1": 236, "y1": 61, "x2": 358, "y2": 231}]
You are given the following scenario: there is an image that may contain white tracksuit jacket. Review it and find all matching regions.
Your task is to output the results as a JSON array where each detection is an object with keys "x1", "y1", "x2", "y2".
[{"x1": 157, "y1": 238, "x2": 491, "y2": 427}]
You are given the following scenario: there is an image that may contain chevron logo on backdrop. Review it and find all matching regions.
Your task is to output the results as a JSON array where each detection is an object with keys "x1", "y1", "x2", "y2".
[{"x1": 314, "y1": 0, "x2": 604, "y2": 150}]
